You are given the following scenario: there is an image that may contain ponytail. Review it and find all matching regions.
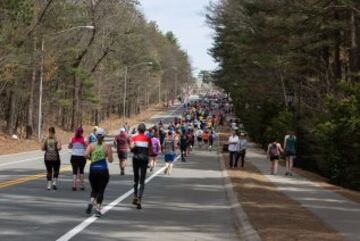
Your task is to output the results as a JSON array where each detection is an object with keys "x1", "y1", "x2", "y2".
[{"x1": 97, "y1": 135, "x2": 104, "y2": 145}]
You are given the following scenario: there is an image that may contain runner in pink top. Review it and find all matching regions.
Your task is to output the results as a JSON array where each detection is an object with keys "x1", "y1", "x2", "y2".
[{"x1": 68, "y1": 127, "x2": 87, "y2": 191}]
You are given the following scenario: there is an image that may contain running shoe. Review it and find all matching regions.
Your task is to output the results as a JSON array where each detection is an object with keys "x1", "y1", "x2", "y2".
[
  {"x1": 120, "y1": 169, "x2": 125, "y2": 176},
  {"x1": 80, "y1": 186, "x2": 85, "y2": 191},
  {"x1": 52, "y1": 185, "x2": 57, "y2": 190},
  {"x1": 132, "y1": 198, "x2": 138, "y2": 205},
  {"x1": 136, "y1": 202, "x2": 142, "y2": 210},
  {"x1": 72, "y1": 187, "x2": 77, "y2": 191},
  {"x1": 86, "y1": 203, "x2": 93, "y2": 215},
  {"x1": 95, "y1": 209, "x2": 102, "y2": 218}
]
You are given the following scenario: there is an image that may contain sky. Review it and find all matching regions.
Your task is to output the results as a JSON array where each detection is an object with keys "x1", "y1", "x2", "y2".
[{"x1": 139, "y1": 0, "x2": 218, "y2": 75}]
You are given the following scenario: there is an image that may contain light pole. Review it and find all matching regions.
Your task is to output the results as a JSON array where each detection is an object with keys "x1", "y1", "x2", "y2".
[
  {"x1": 38, "y1": 25, "x2": 94, "y2": 140},
  {"x1": 123, "y1": 62, "x2": 153, "y2": 123}
]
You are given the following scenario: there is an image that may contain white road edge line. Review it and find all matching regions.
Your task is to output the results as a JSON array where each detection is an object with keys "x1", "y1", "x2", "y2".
[
  {"x1": 56, "y1": 156, "x2": 180, "y2": 241},
  {"x1": 0, "y1": 157, "x2": 42, "y2": 168}
]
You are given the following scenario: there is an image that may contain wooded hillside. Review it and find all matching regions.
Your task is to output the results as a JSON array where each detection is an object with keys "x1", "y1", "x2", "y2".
[{"x1": 0, "y1": 0, "x2": 193, "y2": 138}]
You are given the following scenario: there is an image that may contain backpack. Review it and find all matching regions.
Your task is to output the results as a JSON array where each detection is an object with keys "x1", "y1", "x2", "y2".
[
  {"x1": 269, "y1": 143, "x2": 279, "y2": 157},
  {"x1": 151, "y1": 138, "x2": 160, "y2": 156}
]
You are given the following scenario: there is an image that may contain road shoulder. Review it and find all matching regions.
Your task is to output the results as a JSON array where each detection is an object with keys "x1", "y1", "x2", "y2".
[{"x1": 218, "y1": 129, "x2": 346, "y2": 241}]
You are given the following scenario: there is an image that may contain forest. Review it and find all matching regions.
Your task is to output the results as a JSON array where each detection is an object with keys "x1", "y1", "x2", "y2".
[
  {"x1": 0, "y1": 0, "x2": 193, "y2": 138},
  {"x1": 207, "y1": 0, "x2": 360, "y2": 189}
]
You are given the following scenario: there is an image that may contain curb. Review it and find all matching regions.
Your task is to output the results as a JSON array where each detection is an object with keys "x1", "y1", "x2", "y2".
[{"x1": 218, "y1": 148, "x2": 262, "y2": 241}]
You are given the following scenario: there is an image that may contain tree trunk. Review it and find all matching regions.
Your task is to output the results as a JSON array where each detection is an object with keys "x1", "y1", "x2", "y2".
[
  {"x1": 26, "y1": 38, "x2": 37, "y2": 139},
  {"x1": 349, "y1": 10, "x2": 360, "y2": 82},
  {"x1": 6, "y1": 91, "x2": 17, "y2": 135}
]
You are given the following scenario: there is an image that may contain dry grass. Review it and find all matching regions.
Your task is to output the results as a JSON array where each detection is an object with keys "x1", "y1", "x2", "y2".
[{"x1": 0, "y1": 104, "x2": 166, "y2": 155}]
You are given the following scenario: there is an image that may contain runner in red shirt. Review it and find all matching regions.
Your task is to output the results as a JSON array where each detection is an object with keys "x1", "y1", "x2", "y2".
[
  {"x1": 130, "y1": 123, "x2": 152, "y2": 209},
  {"x1": 114, "y1": 128, "x2": 129, "y2": 175}
]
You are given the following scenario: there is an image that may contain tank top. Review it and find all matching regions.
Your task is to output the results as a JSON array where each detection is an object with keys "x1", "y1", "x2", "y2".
[
  {"x1": 286, "y1": 135, "x2": 296, "y2": 152},
  {"x1": 90, "y1": 143, "x2": 107, "y2": 170},
  {"x1": 70, "y1": 136, "x2": 86, "y2": 156}
]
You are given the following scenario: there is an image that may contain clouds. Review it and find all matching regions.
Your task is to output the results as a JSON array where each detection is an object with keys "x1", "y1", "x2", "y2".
[{"x1": 139, "y1": 0, "x2": 217, "y2": 74}]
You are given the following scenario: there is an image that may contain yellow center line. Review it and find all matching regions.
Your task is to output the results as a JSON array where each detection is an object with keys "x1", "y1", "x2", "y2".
[{"x1": 0, "y1": 165, "x2": 73, "y2": 189}]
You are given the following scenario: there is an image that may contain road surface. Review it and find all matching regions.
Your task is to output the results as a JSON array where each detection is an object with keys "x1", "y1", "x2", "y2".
[{"x1": 0, "y1": 105, "x2": 240, "y2": 241}]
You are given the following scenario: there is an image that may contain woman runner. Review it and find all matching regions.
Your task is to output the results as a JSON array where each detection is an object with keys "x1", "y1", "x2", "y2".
[
  {"x1": 68, "y1": 127, "x2": 87, "y2": 191},
  {"x1": 149, "y1": 132, "x2": 161, "y2": 173},
  {"x1": 163, "y1": 131, "x2": 177, "y2": 175},
  {"x1": 42, "y1": 127, "x2": 62, "y2": 190},
  {"x1": 85, "y1": 128, "x2": 113, "y2": 217}
]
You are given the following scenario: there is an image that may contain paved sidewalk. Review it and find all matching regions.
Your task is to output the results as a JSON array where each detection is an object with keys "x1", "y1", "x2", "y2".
[{"x1": 247, "y1": 143, "x2": 360, "y2": 241}]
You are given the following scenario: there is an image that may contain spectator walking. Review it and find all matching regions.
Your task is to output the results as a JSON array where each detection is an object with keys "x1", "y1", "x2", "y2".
[
  {"x1": 236, "y1": 133, "x2": 247, "y2": 168},
  {"x1": 228, "y1": 130, "x2": 239, "y2": 168},
  {"x1": 267, "y1": 139, "x2": 284, "y2": 175},
  {"x1": 284, "y1": 131, "x2": 297, "y2": 176}
]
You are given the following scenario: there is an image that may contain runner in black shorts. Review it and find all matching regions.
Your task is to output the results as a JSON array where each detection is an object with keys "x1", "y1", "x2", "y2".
[{"x1": 69, "y1": 128, "x2": 87, "y2": 191}]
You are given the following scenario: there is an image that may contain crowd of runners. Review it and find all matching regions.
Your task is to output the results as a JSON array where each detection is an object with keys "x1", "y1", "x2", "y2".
[{"x1": 40, "y1": 94, "x2": 230, "y2": 217}]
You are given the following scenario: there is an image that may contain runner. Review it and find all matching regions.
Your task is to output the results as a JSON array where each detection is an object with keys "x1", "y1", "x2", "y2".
[
  {"x1": 208, "y1": 130, "x2": 216, "y2": 151},
  {"x1": 149, "y1": 131, "x2": 161, "y2": 173},
  {"x1": 195, "y1": 128, "x2": 203, "y2": 149},
  {"x1": 163, "y1": 130, "x2": 177, "y2": 175},
  {"x1": 159, "y1": 126, "x2": 166, "y2": 148},
  {"x1": 68, "y1": 127, "x2": 87, "y2": 191},
  {"x1": 85, "y1": 128, "x2": 113, "y2": 217},
  {"x1": 202, "y1": 130, "x2": 209, "y2": 149},
  {"x1": 87, "y1": 126, "x2": 98, "y2": 144},
  {"x1": 267, "y1": 138, "x2": 284, "y2": 175},
  {"x1": 186, "y1": 129, "x2": 194, "y2": 155},
  {"x1": 130, "y1": 123, "x2": 152, "y2": 209},
  {"x1": 284, "y1": 131, "x2": 297, "y2": 176},
  {"x1": 114, "y1": 128, "x2": 129, "y2": 176},
  {"x1": 236, "y1": 132, "x2": 247, "y2": 168},
  {"x1": 228, "y1": 130, "x2": 239, "y2": 168},
  {"x1": 42, "y1": 127, "x2": 62, "y2": 190},
  {"x1": 179, "y1": 130, "x2": 188, "y2": 162}
]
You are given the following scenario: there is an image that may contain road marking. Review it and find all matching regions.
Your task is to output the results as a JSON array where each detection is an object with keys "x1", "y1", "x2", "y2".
[
  {"x1": 56, "y1": 156, "x2": 180, "y2": 241},
  {"x1": 0, "y1": 157, "x2": 43, "y2": 168},
  {"x1": 0, "y1": 165, "x2": 72, "y2": 189}
]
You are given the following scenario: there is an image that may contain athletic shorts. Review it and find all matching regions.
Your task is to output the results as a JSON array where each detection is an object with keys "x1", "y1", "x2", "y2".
[
  {"x1": 197, "y1": 137, "x2": 202, "y2": 142},
  {"x1": 70, "y1": 155, "x2": 86, "y2": 174},
  {"x1": 164, "y1": 153, "x2": 176, "y2": 163},
  {"x1": 270, "y1": 155, "x2": 280, "y2": 161},
  {"x1": 117, "y1": 151, "x2": 128, "y2": 160},
  {"x1": 286, "y1": 151, "x2": 296, "y2": 157},
  {"x1": 203, "y1": 139, "x2": 208, "y2": 144}
]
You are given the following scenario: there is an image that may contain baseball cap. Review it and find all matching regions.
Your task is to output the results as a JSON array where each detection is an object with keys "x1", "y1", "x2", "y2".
[
  {"x1": 96, "y1": 128, "x2": 105, "y2": 137},
  {"x1": 120, "y1": 128, "x2": 126, "y2": 133}
]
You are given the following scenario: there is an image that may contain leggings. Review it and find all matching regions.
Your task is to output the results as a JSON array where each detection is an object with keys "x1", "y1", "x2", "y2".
[
  {"x1": 236, "y1": 150, "x2": 246, "y2": 167},
  {"x1": 70, "y1": 156, "x2": 86, "y2": 174},
  {"x1": 133, "y1": 159, "x2": 148, "y2": 200},
  {"x1": 44, "y1": 160, "x2": 60, "y2": 181},
  {"x1": 229, "y1": 151, "x2": 237, "y2": 168},
  {"x1": 89, "y1": 169, "x2": 110, "y2": 205}
]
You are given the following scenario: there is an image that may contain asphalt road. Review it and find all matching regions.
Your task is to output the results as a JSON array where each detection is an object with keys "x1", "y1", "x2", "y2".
[{"x1": 0, "y1": 105, "x2": 240, "y2": 241}]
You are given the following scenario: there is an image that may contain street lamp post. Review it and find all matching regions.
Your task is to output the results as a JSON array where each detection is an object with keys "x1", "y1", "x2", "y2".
[
  {"x1": 38, "y1": 25, "x2": 94, "y2": 140},
  {"x1": 123, "y1": 62, "x2": 153, "y2": 124}
]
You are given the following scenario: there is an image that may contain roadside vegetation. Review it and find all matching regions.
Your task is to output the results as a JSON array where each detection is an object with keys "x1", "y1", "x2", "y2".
[{"x1": 207, "y1": 0, "x2": 360, "y2": 190}]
